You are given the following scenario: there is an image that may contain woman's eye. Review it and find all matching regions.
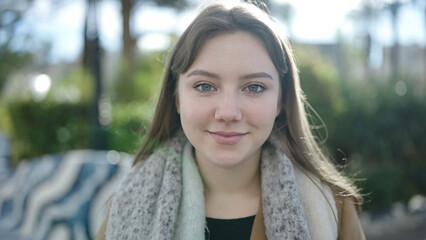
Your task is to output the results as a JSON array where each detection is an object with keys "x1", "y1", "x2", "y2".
[
  {"x1": 245, "y1": 84, "x2": 265, "y2": 93},
  {"x1": 194, "y1": 83, "x2": 215, "y2": 92}
]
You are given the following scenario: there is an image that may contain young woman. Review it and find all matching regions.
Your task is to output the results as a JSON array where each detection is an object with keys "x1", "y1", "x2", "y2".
[{"x1": 97, "y1": 1, "x2": 365, "y2": 239}]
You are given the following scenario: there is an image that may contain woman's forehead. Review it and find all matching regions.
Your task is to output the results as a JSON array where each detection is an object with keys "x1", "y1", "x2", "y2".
[{"x1": 183, "y1": 31, "x2": 277, "y2": 76}]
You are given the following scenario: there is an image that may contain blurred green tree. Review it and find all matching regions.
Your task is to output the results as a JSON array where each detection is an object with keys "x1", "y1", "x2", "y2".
[
  {"x1": 297, "y1": 44, "x2": 426, "y2": 212},
  {"x1": 113, "y1": 50, "x2": 164, "y2": 102},
  {"x1": 107, "y1": 49, "x2": 166, "y2": 154},
  {"x1": 0, "y1": 47, "x2": 32, "y2": 93},
  {"x1": 337, "y1": 77, "x2": 425, "y2": 211},
  {"x1": 296, "y1": 45, "x2": 346, "y2": 145},
  {"x1": 0, "y1": 0, "x2": 35, "y2": 92},
  {"x1": 102, "y1": 0, "x2": 190, "y2": 104},
  {"x1": 7, "y1": 100, "x2": 91, "y2": 164},
  {"x1": 119, "y1": 0, "x2": 190, "y2": 62}
]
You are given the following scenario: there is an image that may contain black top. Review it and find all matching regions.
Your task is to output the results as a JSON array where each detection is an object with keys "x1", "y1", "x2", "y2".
[{"x1": 205, "y1": 215, "x2": 256, "y2": 240}]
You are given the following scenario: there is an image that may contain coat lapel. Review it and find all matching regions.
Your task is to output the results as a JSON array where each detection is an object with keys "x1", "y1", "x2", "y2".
[{"x1": 250, "y1": 198, "x2": 267, "y2": 240}]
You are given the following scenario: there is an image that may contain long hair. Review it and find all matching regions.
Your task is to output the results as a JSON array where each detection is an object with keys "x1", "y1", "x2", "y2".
[{"x1": 133, "y1": 1, "x2": 362, "y2": 203}]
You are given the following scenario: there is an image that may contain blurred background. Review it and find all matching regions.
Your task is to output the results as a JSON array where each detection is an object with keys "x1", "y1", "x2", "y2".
[{"x1": 0, "y1": 0, "x2": 425, "y2": 239}]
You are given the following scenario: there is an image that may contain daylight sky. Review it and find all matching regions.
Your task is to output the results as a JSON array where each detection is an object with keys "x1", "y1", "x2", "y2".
[{"x1": 12, "y1": 0, "x2": 426, "y2": 63}]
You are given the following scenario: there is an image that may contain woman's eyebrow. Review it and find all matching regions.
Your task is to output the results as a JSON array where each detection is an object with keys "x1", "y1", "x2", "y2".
[
  {"x1": 186, "y1": 69, "x2": 220, "y2": 79},
  {"x1": 186, "y1": 70, "x2": 273, "y2": 81},
  {"x1": 240, "y1": 72, "x2": 273, "y2": 80}
]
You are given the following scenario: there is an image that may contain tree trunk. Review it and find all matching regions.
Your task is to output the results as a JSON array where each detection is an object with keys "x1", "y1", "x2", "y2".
[
  {"x1": 82, "y1": 0, "x2": 107, "y2": 149},
  {"x1": 389, "y1": 2, "x2": 400, "y2": 75},
  {"x1": 82, "y1": 0, "x2": 90, "y2": 71},
  {"x1": 121, "y1": 0, "x2": 136, "y2": 62}
]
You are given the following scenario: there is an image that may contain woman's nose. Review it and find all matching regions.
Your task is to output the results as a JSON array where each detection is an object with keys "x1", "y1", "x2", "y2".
[{"x1": 214, "y1": 91, "x2": 242, "y2": 122}]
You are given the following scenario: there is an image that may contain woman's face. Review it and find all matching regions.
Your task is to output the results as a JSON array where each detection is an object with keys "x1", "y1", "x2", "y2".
[{"x1": 177, "y1": 31, "x2": 281, "y2": 169}]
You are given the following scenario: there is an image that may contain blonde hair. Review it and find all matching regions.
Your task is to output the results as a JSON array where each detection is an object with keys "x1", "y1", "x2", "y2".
[{"x1": 134, "y1": 1, "x2": 362, "y2": 204}]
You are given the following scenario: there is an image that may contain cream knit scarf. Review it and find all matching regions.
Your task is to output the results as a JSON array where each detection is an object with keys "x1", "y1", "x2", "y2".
[{"x1": 105, "y1": 130, "x2": 337, "y2": 239}]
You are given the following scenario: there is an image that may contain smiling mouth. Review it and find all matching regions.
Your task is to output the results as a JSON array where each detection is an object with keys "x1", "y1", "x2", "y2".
[{"x1": 208, "y1": 131, "x2": 247, "y2": 145}]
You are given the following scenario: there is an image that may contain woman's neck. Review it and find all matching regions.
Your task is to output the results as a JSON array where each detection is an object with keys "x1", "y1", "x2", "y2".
[{"x1": 195, "y1": 149, "x2": 262, "y2": 219}]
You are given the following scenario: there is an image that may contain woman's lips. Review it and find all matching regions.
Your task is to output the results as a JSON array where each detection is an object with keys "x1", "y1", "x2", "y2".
[{"x1": 208, "y1": 131, "x2": 247, "y2": 145}]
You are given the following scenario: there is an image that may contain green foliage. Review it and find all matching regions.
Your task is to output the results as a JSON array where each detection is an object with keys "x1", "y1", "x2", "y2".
[
  {"x1": 7, "y1": 100, "x2": 91, "y2": 165},
  {"x1": 1, "y1": 48, "x2": 165, "y2": 163},
  {"x1": 359, "y1": 164, "x2": 410, "y2": 210},
  {"x1": 105, "y1": 101, "x2": 156, "y2": 154},
  {"x1": 358, "y1": 161, "x2": 426, "y2": 211},
  {"x1": 0, "y1": 104, "x2": 12, "y2": 136},
  {"x1": 333, "y1": 78, "x2": 426, "y2": 164},
  {"x1": 0, "y1": 67, "x2": 98, "y2": 165},
  {"x1": 297, "y1": 46, "x2": 426, "y2": 212},
  {"x1": 45, "y1": 67, "x2": 94, "y2": 103},
  {"x1": 0, "y1": 46, "x2": 32, "y2": 92},
  {"x1": 296, "y1": 45, "x2": 346, "y2": 142},
  {"x1": 104, "y1": 51, "x2": 165, "y2": 154},
  {"x1": 331, "y1": 79, "x2": 426, "y2": 211},
  {"x1": 114, "y1": 51, "x2": 164, "y2": 103}
]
